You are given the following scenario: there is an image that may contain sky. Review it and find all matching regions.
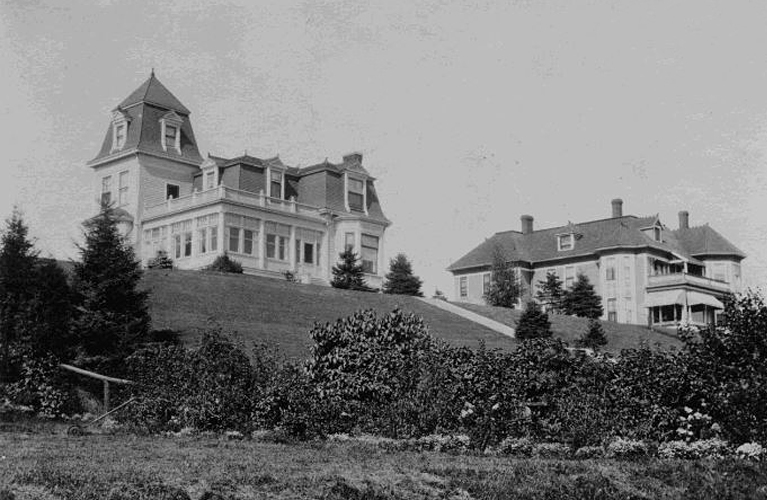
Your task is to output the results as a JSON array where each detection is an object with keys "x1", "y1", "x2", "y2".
[{"x1": 1, "y1": 0, "x2": 766, "y2": 298}]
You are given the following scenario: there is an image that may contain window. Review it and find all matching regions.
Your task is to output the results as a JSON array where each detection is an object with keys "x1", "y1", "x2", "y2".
[
  {"x1": 459, "y1": 277, "x2": 468, "y2": 298},
  {"x1": 118, "y1": 171, "x2": 129, "y2": 206},
  {"x1": 266, "y1": 222, "x2": 290, "y2": 261},
  {"x1": 171, "y1": 220, "x2": 193, "y2": 258},
  {"x1": 114, "y1": 123, "x2": 126, "y2": 150},
  {"x1": 101, "y1": 176, "x2": 112, "y2": 205},
  {"x1": 296, "y1": 228, "x2": 322, "y2": 265},
  {"x1": 196, "y1": 214, "x2": 219, "y2": 254},
  {"x1": 558, "y1": 234, "x2": 574, "y2": 251},
  {"x1": 605, "y1": 257, "x2": 616, "y2": 281},
  {"x1": 348, "y1": 178, "x2": 364, "y2": 211},
  {"x1": 361, "y1": 234, "x2": 379, "y2": 274},
  {"x1": 607, "y1": 298, "x2": 617, "y2": 322},
  {"x1": 225, "y1": 214, "x2": 259, "y2": 256},
  {"x1": 482, "y1": 273, "x2": 491, "y2": 296},
  {"x1": 164, "y1": 124, "x2": 178, "y2": 151},
  {"x1": 166, "y1": 184, "x2": 180, "y2": 200},
  {"x1": 564, "y1": 266, "x2": 575, "y2": 289},
  {"x1": 205, "y1": 171, "x2": 215, "y2": 190},
  {"x1": 270, "y1": 171, "x2": 283, "y2": 199},
  {"x1": 654, "y1": 226, "x2": 661, "y2": 242},
  {"x1": 345, "y1": 232, "x2": 355, "y2": 252},
  {"x1": 143, "y1": 226, "x2": 167, "y2": 258}
]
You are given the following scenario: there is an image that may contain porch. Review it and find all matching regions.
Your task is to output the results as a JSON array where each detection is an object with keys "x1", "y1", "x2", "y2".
[{"x1": 644, "y1": 289, "x2": 723, "y2": 328}]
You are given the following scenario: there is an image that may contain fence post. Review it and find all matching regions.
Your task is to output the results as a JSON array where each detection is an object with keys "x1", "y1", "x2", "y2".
[{"x1": 103, "y1": 380, "x2": 110, "y2": 413}]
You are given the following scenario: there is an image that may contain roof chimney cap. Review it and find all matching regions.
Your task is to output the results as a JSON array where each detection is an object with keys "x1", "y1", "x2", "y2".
[
  {"x1": 521, "y1": 214, "x2": 534, "y2": 234},
  {"x1": 611, "y1": 198, "x2": 623, "y2": 218},
  {"x1": 678, "y1": 210, "x2": 690, "y2": 229}
]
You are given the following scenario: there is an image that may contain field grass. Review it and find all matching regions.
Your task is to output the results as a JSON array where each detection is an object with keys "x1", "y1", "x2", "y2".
[
  {"x1": 2, "y1": 431, "x2": 766, "y2": 499},
  {"x1": 142, "y1": 270, "x2": 517, "y2": 359},
  {"x1": 453, "y1": 302, "x2": 682, "y2": 352}
]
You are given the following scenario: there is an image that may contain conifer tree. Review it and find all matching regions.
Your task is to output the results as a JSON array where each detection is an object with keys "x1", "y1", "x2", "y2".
[
  {"x1": 536, "y1": 271, "x2": 565, "y2": 313},
  {"x1": 484, "y1": 245, "x2": 522, "y2": 308},
  {"x1": 515, "y1": 300, "x2": 552, "y2": 340},
  {"x1": 562, "y1": 274, "x2": 604, "y2": 319},
  {"x1": 331, "y1": 248, "x2": 369, "y2": 291},
  {"x1": 0, "y1": 209, "x2": 38, "y2": 380},
  {"x1": 383, "y1": 253, "x2": 423, "y2": 296},
  {"x1": 576, "y1": 318, "x2": 608, "y2": 350},
  {"x1": 71, "y1": 207, "x2": 150, "y2": 364}
]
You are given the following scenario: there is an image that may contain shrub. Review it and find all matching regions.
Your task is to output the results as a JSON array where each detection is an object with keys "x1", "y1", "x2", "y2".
[
  {"x1": 658, "y1": 439, "x2": 730, "y2": 460},
  {"x1": 736, "y1": 442, "x2": 765, "y2": 461},
  {"x1": 205, "y1": 253, "x2": 243, "y2": 273},
  {"x1": 576, "y1": 319, "x2": 608, "y2": 350},
  {"x1": 331, "y1": 249, "x2": 369, "y2": 291},
  {"x1": 605, "y1": 437, "x2": 649, "y2": 459},
  {"x1": 574, "y1": 446, "x2": 604, "y2": 459},
  {"x1": 515, "y1": 301, "x2": 552, "y2": 339},
  {"x1": 533, "y1": 442, "x2": 572, "y2": 459},
  {"x1": 496, "y1": 436, "x2": 534, "y2": 457},
  {"x1": 147, "y1": 250, "x2": 174, "y2": 269}
]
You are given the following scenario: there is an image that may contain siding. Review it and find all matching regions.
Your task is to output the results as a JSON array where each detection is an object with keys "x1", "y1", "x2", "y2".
[
  {"x1": 138, "y1": 155, "x2": 198, "y2": 212},
  {"x1": 192, "y1": 174, "x2": 202, "y2": 192},
  {"x1": 239, "y1": 164, "x2": 265, "y2": 194},
  {"x1": 326, "y1": 171, "x2": 345, "y2": 211},
  {"x1": 220, "y1": 165, "x2": 241, "y2": 189},
  {"x1": 297, "y1": 171, "x2": 327, "y2": 207}
]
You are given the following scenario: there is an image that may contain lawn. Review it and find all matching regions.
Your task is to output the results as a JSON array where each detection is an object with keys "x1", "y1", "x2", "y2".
[
  {"x1": 1, "y1": 431, "x2": 766, "y2": 499},
  {"x1": 453, "y1": 302, "x2": 682, "y2": 352},
  {"x1": 142, "y1": 270, "x2": 517, "y2": 359}
]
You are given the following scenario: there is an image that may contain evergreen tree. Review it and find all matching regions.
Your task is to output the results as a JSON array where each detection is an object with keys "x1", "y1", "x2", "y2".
[
  {"x1": 19, "y1": 259, "x2": 73, "y2": 358},
  {"x1": 484, "y1": 245, "x2": 522, "y2": 308},
  {"x1": 331, "y1": 248, "x2": 370, "y2": 291},
  {"x1": 0, "y1": 209, "x2": 38, "y2": 380},
  {"x1": 147, "y1": 249, "x2": 174, "y2": 270},
  {"x1": 576, "y1": 318, "x2": 608, "y2": 350},
  {"x1": 535, "y1": 271, "x2": 565, "y2": 313},
  {"x1": 562, "y1": 274, "x2": 604, "y2": 319},
  {"x1": 383, "y1": 253, "x2": 423, "y2": 296},
  {"x1": 515, "y1": 300, "x2": 552, "y2": 340},
  {"x1": 71, "y1": 207, "x2": 150, "y2": 365}
]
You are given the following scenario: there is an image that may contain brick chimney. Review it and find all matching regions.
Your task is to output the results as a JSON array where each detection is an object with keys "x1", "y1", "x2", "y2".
[
  {"x1": 611, "y1": 198, "x2": 623, "y2": 218},
  {"x1": 521, "y1": 215, "x2": 534, "y2": 234},
  {"x1": 343, "y1": 153, "x2": 362, "y2": 165},
  {"x1": 678, "y1": 210, "x2": 689, "y2": 229}
]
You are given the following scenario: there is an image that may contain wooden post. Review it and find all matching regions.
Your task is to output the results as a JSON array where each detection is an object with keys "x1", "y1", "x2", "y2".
[{"x1": 103, "y1": 380, "x2": 110, "y2": 413}]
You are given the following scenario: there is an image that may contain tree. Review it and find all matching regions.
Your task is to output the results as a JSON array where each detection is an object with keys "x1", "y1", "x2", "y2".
[
  {"x1": 484, "y1": 245, "x2": 522, "y2": 308},
  {"x1": 147, "y1": 249, "x2": 174, "y2": 270},
  {"x1": 331, "y1": 248, "x2": 370, "y2": 291},
  {"x1": 576, "y1": 318, "x2": 608, "y2": 350},
  {"x1": 0, "y1": 209, "x2": 39, "y2": 380},
  {"x1": 515, "y1": 301, "x2": 552, "y2": 340},
  {"x1": 536, "y1": 271, "x2": 565, "y2": 314},
  {"x1": 19, "y1": 259, "x2": 73, "y2": 358},
  {"x1": 71, "y1": 206, "x2": 150, "y2": 365},
  {"x1": 562, "y1": 274, "x2": 603, "y2": 319},
  {"x1": 383, "y1": 253, "x2": 423, "y2": 296}
]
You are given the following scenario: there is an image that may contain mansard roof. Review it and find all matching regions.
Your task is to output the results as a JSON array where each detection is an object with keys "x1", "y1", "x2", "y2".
[
  {"x1": 118, "y1": 71, "x2": 191, "y2": 114},
  {"x1": 89, "y1": 73, "x2": 203, "y2": 166},
  {"x1": 448, "y1": 214, "x2": 745, "y2": 273}
]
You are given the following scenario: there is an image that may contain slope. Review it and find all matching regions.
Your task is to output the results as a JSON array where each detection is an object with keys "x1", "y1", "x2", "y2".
[{"x1": 142, "y1": 269, "x2": 516, "y2": 359}]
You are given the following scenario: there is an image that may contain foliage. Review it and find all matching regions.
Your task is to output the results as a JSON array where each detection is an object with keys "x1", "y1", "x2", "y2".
[
  {"x1": 736, "y1": 442, "x2": 765, "y2": 461},
  {"x1": 3, "y1": 347, "x2": 73, "y2": 418},
  {"x1": 562, "y1": 274, "x2": 603, "y2": 319},
  {"x1": 605, "y1": 437, "x2": 649, "y2": 458},
  {"x1": 331, "y1": 249, "x2": 370, "y2": 291},
  {"x1": 515, "y1": 301, "x2": 552, "y2": 340},
  {"x1": 658, "y1": 439, "x2": 730, "y2": 460},
  {"x1": 576, "y1": 319, "x2": 608, "y2": 350},
  {"x1": 382, "y1": 253, "x2": 423, "y2": 296},
  {"x1": 205, "y1": 252, "x2": 243, "y2": 273},
  {"x1": 0, "y1": 209, "x2": 38, "y2": 380},
  {"x1": 146, "y1": 250, "x2": 174, "y2": 270},
  {"x1": 483, "y1": 244, "x2": 522, "y2": 308},
  {"x1": 535, "y1": 271, "x2": 565, "y2": 313},
  {"x1": 71, "y1": 206, "x2": 150, "y2": 367}
]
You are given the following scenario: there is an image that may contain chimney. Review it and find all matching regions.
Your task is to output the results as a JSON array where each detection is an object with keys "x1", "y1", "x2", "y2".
[
  {"x1": 343, "y1": 152, "x2": 362, "y2": 165},
  {"x1": 521, "y1": 215, "x2": 534, "y2": 234},
  {"x1": 611, "y1": 198, "x2": 623, "y2": 218},
  {"x1": 678, "y1": 210, "x2": 689, "y2": 229}
]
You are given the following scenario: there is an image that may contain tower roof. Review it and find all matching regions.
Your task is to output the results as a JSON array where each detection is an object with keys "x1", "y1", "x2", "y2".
[{"x1": 117, "y1": 71, "x2": 191, "y2": 115}]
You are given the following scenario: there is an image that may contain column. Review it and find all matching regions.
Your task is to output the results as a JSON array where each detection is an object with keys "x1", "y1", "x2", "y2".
[
  {"x1": 258, "y1": 219, "x2": 265, "y2": 270},
  {"x1": 289, "y1": 225, "x2": 297, "y2": 271}
]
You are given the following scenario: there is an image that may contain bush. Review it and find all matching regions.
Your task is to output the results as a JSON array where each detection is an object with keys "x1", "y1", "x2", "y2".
[
  {"x1": 658, "y1": 439, "x2": 730, "y2": 460},
  {"x1": 533, "y1": 442, "x2": 571, "y2": 459},
  {"x1": 576, "y1": 319, "x2": 608, "y2": 350},
  {"x1": 515, "y1": 301, "x2": 552, "y2": 339},
  {"x1": 147, "y1": 250, "x2": 174, "y2": 269},
  {"x1": 605, "y1": 437, "x2": 649, "y2": 459},
  {"x1": 574, "y1": 446, "x2": 604, "y2": 459},
  {"x1": 736, "y1": 442, "x2": 765, "y2": 461},
  {"x1": 496, "y1": 436, "x2": 534, "y2": 457},
  {"x1": 205, "y1": 253, "x2": 243, "y2": 273}
]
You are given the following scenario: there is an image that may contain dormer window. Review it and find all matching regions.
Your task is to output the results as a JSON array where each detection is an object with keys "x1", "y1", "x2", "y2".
[
  {"x1": 110, "y1": 110, "x2": 130, "y2": 152},
  {"x1": 270, "y1": 171, "x2": 283, "y2": 199},
  {"x1": 348, "y1": 178, "x2": 365, "y2": 211},
  {"x1": 557, "y1": 234, "x2": 574, "y2": 251},
  {"x1": 159, "y1": 111, "x2": 183, "y2": 153},
  {"x1": 641, "y1": 221, "x2": 664, "y2": 242},
  {"x1": 654, "y1": 226, "x2": 661, "y2": 242},
  {"x1": 205, "y1": 171, "x2": 215, "y2": 190}
]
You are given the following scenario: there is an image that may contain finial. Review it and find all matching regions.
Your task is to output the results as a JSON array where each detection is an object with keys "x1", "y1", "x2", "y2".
[
  {"x1": 244, "y1": 149, "x2": 248, "y2": 156},
  {"x1": 151, "y1": 67, "x2": 155, "y2": 77}
]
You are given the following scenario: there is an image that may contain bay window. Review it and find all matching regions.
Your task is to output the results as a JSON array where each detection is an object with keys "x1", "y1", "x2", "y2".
[{"x1": 361, "y1": 234, "x2": 379, "y2": 274}]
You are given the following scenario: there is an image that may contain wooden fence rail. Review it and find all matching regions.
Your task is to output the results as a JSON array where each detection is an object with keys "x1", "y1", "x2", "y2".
[{"x1": 59, "y1": 363, "x2": 133, "y2": 413}]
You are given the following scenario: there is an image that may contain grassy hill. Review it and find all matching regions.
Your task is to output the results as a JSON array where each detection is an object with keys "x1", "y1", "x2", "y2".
[
  {"x1": 142, "y1": 269, "x2": 517, "y2": 359},
  {"x1": 453, "y1": 302, "x2": 682, "y2": 352}
]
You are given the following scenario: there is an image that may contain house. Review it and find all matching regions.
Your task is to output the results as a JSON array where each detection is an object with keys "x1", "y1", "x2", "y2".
[
  {"x1": 447, "y1": 199, "x2": 745, "y2": 327},
  {"x1": 87, "y1": 72, "x2": 391, "y2": 287}
]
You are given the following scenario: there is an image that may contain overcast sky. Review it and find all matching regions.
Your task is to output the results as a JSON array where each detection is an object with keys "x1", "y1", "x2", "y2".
[{"x1": 1, "y1": 0, "x2": 766, "y2": 298}]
